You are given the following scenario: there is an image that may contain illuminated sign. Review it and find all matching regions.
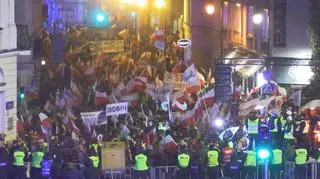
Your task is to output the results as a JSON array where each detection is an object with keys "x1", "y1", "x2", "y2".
[{"x1": 177, "y1": 39, "x2": 192, "y2": 48}]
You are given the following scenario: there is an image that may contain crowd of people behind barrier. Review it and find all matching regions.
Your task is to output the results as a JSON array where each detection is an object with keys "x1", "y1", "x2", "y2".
[{"x1": 1, "y1": 25, "x2": 319, "y2": 179}]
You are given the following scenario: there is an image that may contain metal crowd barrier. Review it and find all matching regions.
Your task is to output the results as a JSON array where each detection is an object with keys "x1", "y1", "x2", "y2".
[
  {"x1": 103, "y1": 162, "x2": 319, "y2": 179},
  {"x1": 23, "y1": 161, "x2": 319, "y2": 179}
]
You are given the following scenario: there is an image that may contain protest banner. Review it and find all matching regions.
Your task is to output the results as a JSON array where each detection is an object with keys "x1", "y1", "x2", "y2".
[
  {"x1": 80, "y1": 111, "x2": 102, "y2": 131},
  {"x1": 106, "y1": 102, "x2": 128, "y2": 116}
]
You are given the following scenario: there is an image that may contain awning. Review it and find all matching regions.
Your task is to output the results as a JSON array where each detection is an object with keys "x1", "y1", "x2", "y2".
[{"x1": 223, "y1": 46, "x2": 265, "y2": 78}]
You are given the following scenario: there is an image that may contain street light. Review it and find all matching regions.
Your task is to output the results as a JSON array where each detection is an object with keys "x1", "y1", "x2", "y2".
[
  {"x1": 155, "y1": 0, "x2": 165, "y2": 9},
  {"x1": 136, "y1": 0, "x2": 147, "y2": 7},
  {"x1": 205, "y1": 4, "x2": 215, "y2": 15},
  {"x1": 253, "y1": 13, "x2": 263, "y2": 24},
  {"x1": 96, "y1": 13, "x2": 105, "y2": 23}
]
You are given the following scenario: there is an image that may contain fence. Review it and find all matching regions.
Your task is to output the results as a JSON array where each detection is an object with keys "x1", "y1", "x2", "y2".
[
  {"x1": 24, "y1": 162, "x2": 319, "y2": 179},
  {"x1": 103, "y1": 162, "x2": 319, "y2": 179}
]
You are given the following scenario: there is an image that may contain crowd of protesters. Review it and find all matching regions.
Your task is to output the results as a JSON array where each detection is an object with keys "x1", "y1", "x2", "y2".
[{"x1": 0, "y1": 25, "x2": 320, "y2": 179}]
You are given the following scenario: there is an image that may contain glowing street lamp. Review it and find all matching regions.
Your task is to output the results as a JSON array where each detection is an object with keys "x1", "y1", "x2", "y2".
[
  {"x1": 253, "y1": 13, "x2": 263, "y2": 24},
  {"x1": 155, "y1": 0, "x2": 165, "y2": 9},
  {"x1": 96, "y1": 13, "x2": 105, "y2": 22},
  {"x1": 136, "y1": 0, "x2": 147, "y2": 7},
  {"x1": 205, "y1": 4, "x2": 215, "y2": 15}
]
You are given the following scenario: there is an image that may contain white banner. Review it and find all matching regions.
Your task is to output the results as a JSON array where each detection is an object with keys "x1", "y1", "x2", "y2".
[
  {"x1": 106, "y1": 102, "x2": 128, "y2": 116},
  {"x1": 80, "y1": 111, "x2": 102, "y2": 131}
]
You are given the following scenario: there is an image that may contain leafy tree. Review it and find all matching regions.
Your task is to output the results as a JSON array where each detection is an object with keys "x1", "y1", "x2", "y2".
[{"x1": 303, "y1": 0, "x2": 320, "y2": 100}]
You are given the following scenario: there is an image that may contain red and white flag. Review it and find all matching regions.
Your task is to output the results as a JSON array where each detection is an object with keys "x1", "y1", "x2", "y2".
[
  {"x1": 180, "y1": 109, "x2": 196, "y2": 127},
  {"x1": 200, "y1": 88, "x2": 216, "y2": 107},
  {"x1": 39, "y1": 112, "x2": 51, "y2": 128},
  {"x1": 160, "y1": 135, "x2": 177, "y2": 153},
  {"x1": 144, "y1": 127, "x2": 157, "y2": 146},
  {"x1": 183, "y1": 64, "x2": 205, "y2": 93},
  {"x1": 171, "y1": 91, "x2": 187, "y2": 112},
  {"x1": 95, "y1": 91, "x2": 108, "y2": 105}
]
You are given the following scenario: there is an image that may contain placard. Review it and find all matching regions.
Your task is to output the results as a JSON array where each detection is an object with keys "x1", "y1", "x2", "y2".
[{"x1": 106, "y1": 102, "x2": 128, "y2": 116}]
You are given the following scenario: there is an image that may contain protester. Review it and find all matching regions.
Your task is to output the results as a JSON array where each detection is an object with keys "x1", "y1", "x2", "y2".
[{"x1": 5, "y1": 24, "x2": 320, "y2": 179}]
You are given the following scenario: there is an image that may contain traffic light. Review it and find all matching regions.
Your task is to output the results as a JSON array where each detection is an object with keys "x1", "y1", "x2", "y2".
[{"x1": 19, "y1": 87, "x2": 25, "y2": 100}]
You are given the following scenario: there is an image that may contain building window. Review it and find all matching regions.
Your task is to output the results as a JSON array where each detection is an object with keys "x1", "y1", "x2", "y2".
[
  {"x1": 273, "y1": 0, "x2": 286, "y2": 47},
  {"x1": 261, "y1": 9, "x2": 269, "y2": 38},
  {"x1": 223, "y1": 2, "x2": 228, "y2": 25},
  {"x1": 247, "y1": 6, "x2": 254, "y2": 34}
]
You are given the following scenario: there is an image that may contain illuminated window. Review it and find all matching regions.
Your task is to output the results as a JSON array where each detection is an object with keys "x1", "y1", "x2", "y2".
[{"x1": 223, "y1": 2, "x2": 228, "y2": 25}]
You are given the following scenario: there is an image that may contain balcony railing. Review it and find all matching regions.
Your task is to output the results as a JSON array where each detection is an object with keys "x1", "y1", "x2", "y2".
[{"x1": 17, "y1": 24, "x2": 32, "y2": 50}]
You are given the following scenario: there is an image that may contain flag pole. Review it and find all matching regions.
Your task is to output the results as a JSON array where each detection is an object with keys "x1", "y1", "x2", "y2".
[{"x1": 200, "y1": 90, "x2": 210, "y2": 121}]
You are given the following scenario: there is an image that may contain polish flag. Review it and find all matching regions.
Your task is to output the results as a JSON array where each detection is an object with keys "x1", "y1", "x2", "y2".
[
  {"x1": 144, "y1": 127, "x2": 157, "y2": 146},
  {"x1": 172, "y1": 91, "x2": 187, "y2": 112},
  {"x1": 194, "y1": 98, "x2": 204, "y2": 117},
  {"x1": 200, "y1": 88, "x2": 216, "y2": 107},
  {"x1": 39, "y1": 112, "x2": 51, "y2": 128},
  {"x1": 180, "y1": 110, "x2": 196, "y2": 128},
  {"x1": 95, "y1": 91, "x2": 108, "y2": 105},
  {"x1": 160, "y1": 135, "x2": 177, "y2": 153},
  {"x1": 183, "y1": 64, "x2": 205, "y2": 93}
]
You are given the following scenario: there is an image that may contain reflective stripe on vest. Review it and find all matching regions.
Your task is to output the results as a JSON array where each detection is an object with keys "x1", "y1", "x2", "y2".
[
  {"x1": 272, "y1": 149, "x2": 282, "y2": 164},
  {"x1": 32, "y1": 151, "x2": 44, "y2": 168},
  {"x1": 207, "y1": 150, "x2": 219, "y2": 167},
  {"x1": 178, "y1": 153, "x2": 190, "y2": 168},
  {"x1": 13, "y1": 151, "x2": 25, "y2": 166},
  {"x1": 244, "y1": 151, "x2": 256, "y2": 167},
  {"x1": 248, "y1": 119, "x2": 259, "y2": 134},
  {"x1": 295, "y1": 149, "x2": 307, "y2": 165},
  {"x1": 135, "y1": 154, "x2": 148, "y2": 171},
  {"x1": 89, "y1": 156, "x2": 99, "y2": 168}
]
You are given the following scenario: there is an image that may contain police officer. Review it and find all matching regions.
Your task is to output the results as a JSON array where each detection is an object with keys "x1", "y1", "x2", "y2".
[
  {"x1": 88, "y1": 139, "x2": 101, "y2": 168},
  {"x1": 11, "y1": 141, "x2": 27, "y2": 179},
  {"x1": 205, "y1": 143, "x2": 220, "y2": 179},
  {"x1": 246, "y1": 111, "x2": 259, "y2": 149},
  {"x1": 0, "y1": 134, "x2": 9, "y2": 179},
  {"x1": 31, "y1": 143, "x2": 45, "y2": 179},
  {"x1": 270, "y1": 145, "x2": 283, "y2": 179},
  {"x1": 269, "y1": 113, "x2": 287, "y2": 147},
  {"x1": 294, "y1": 146, "x2": 308, "y2": 179},
  {"x1": 133, "y1": 146, "x2": 149, "y2": 179},
  {"x1": 243, "y1": 147, "x2": 256, "y2": 179},
  {"x1": 84, "y1": 147, "x2": 101, "y2": 179},
  {"x1": 177, "y1": 145, "x2": 190, "y2": 179}
]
